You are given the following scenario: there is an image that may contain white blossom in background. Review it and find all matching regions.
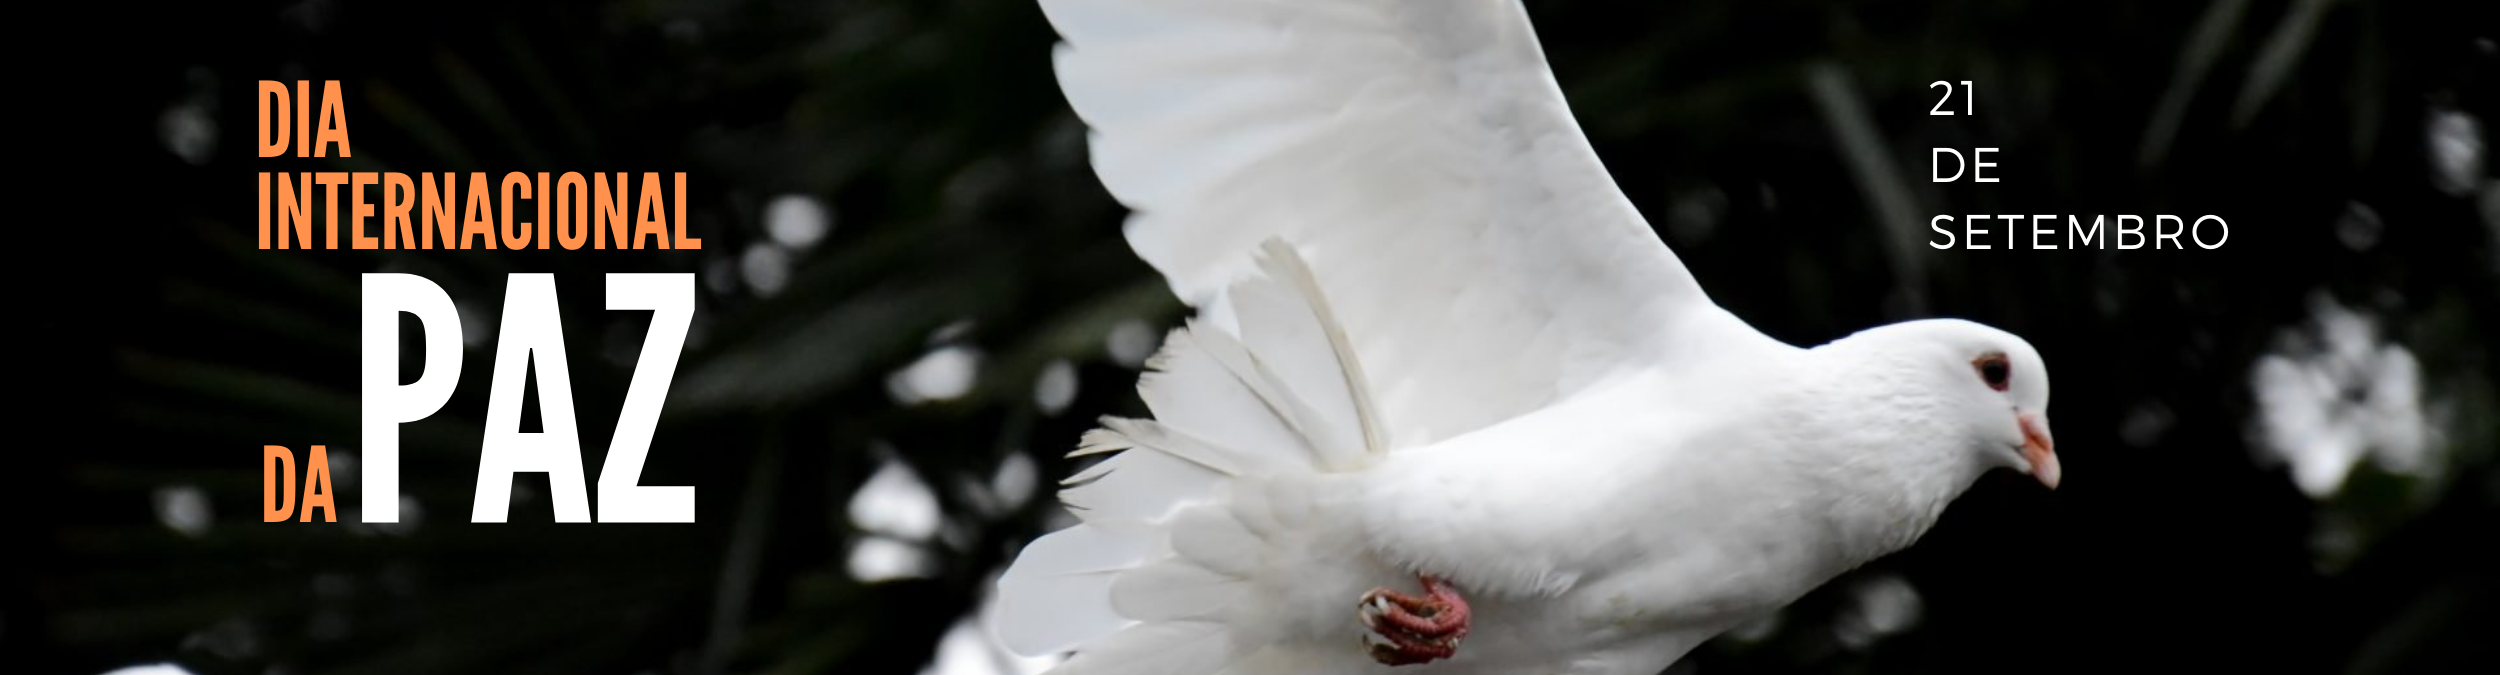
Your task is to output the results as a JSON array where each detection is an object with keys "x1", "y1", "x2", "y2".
[
  {"x1": 2248, "y1": 293, "x2": 2442, "y2": 498},
  {"x1": 958, "y1": 450, "x2": 1040, "y2": 519},
  {"x1": 1105, "y1": 320, "x2": 1161, "y2": 368},
  {"x1": 851, "y1": 458, "x2": 941, "y2": 540},
  {"x1": 740, "y1": 242, "x2": 793, "y2": 296},
  {"x1": 992, "y1": 452, "x2": 1039, "y2": 510},
  {"x1": 848, "y1": 536, "x2": 933, "y2": 583},
  {"x1": 2335, "y1": 201, "x2": 2383, "y2": 252},
  {"x1": 848, "y1": 455, "x2": 943, "y2": 582},
  {"x1": 2426, "y1": 105, "x2": 2483, "y2": 197},
  {"x1": 159, "y1": 103, "x2": 215, "y2": 166},
  {"x1": 152, "y1": 485, "x2": 212, "y2": 538},
  {"x1": 157, "y1": 67, "x2": 218, "y2": 166},
  {"x1": 1033, "y1": 359, "x2": 1079, "y2": 414},
  {"x1": 888, "y1": 345, "x2": 984, "y2": 404},
  {"x1": 764, "y1": 194, "x2": 833, "y2": 250},
  {"x1": 1831, "y1": 573, "x2": 1922, "y2": 650}
]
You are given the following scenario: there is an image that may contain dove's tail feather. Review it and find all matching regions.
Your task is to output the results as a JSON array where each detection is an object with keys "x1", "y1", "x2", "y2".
[{"x1": 993, "y1": 240, "x2": 1396, "y2": 674}]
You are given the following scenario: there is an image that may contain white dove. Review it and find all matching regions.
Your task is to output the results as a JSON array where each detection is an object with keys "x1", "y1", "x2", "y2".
[{"x1": 992, "y1": 1, "x2": 2062, "y2": 674}]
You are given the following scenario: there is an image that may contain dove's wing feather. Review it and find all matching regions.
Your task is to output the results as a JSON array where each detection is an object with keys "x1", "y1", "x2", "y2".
[
  {"x1": 1006, "y1": 1, "x2": 1798, "y2": 672},
  {"x1": 1046, "y1": 0, "x2": 1755, "y2": 445}
]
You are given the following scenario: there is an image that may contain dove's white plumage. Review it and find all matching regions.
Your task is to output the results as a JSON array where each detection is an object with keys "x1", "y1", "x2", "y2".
[
  {"x1": 995, "y1": 1, "x2": 2060, "y2": 674},
  {"x1": 1049, "y1": 0, "x2": 1761, "y2": 445}
]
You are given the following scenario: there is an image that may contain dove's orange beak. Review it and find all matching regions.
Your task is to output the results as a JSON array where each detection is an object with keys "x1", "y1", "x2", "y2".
[{"x1": 2019, "y1": 413, "x2": 2059, "y2": 490}]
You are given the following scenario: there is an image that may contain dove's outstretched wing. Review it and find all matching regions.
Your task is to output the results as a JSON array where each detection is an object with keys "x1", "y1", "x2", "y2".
[
  {"x1": 1049, "y1": 0, "x2": 1755, "y2": 445},
  {"x1": 1000, "y1": 2, "x2": 1787, "y2": 669}
]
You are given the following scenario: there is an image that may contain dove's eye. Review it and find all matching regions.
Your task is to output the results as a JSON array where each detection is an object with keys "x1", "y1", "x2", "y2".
[{"x1": 1974, "y1": 354, "x2": 2011, "y2": 391}]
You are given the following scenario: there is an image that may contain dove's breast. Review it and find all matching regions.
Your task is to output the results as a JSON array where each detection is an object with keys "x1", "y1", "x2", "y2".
[{"x1": 1356, "y1": 359, "x2": 1878, "y2": 636}]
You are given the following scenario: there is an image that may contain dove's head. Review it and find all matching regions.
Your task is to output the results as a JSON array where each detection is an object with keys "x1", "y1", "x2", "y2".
[{"x1": 1841, "y1": 319, "x2": 2059, "y2": 490}]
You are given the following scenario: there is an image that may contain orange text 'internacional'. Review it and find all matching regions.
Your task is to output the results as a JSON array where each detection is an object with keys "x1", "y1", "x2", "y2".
[{"x1": 256, "y1": 170, "x2": 701, "y2": 251}]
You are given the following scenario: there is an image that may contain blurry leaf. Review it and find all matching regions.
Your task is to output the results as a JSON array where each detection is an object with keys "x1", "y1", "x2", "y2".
[
  {"x1": 2232, "y1": 0, "x2": 2338, "y2": 128},
  {"x1": 2140, "y1": 0, "x2": 2251, "y2": 166}
]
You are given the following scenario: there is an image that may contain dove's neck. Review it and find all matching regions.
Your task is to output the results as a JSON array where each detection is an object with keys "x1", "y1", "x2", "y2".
[{"x1": 1791, "y1": 338, "x2": 1996, "y2": 560}]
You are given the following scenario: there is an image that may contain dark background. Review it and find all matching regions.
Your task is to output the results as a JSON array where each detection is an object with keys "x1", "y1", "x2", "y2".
[{"x1": 24, "y1": 1, "x2": 2498, "y2": 674}]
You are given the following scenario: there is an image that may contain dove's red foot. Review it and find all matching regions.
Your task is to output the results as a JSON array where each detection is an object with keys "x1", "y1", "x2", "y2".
[{"x1": 1358, "y1": 575, "x2": 1471, "y2": 666}]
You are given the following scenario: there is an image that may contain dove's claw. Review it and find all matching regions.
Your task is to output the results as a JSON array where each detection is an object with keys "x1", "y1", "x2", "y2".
[
  {"x1": 1357, "y1": 575, "x2": 1471, "y2": 666},
  {"x1": 1365, "y1": 633, "x2": 1455, "y2": 666}
]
